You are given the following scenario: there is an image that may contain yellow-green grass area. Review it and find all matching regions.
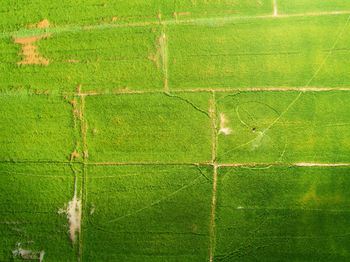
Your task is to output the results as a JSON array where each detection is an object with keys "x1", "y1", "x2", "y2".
[
  {"x1": 0, "y1": 162, "x2": 82, "y2": 261},
  {"x1": 0, "y1": 26, "x2": 164, "y2": 93},
  {"x1": 82, "y1": 164, "x2": 213, "y2": 261},
  {"x1": 0, "y1": 90, "x2": 77, "y2": 162},
  {"x1": 167, "y1": 14, "x2": 350, "y2": 90},
  {"x1": 215, "y1": 91, "x2": 350, "y2": 164},
  {"x1": 0, "y1": 0, "x2": 273, "y2": 32},
  {"x1": 277, "y1": 0, "x2": 350, "y2": 15},
  {"x1": 84, "y1": 92, "x2": 212, "y2": 163},
  {"x1": 214, "y1": 166, "x2": 350, "y2": 261}
]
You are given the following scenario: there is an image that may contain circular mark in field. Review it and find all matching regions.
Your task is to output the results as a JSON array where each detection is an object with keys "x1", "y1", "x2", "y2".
[{"x1": 233, "y1": 100, "x2": 288, "y2": 162}]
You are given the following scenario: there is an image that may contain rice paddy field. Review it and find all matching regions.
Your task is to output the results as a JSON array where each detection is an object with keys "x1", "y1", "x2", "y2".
[{"x1": 1, "y1": 0, "x2": 350, "y2": 261}]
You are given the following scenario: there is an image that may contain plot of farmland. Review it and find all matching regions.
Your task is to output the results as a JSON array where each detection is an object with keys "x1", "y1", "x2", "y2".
[
  {"x1": 83, "y1": 165, "x2": 213, "y2": 261},
  {"x1": 0, "y1": 163, "x2": 82, "y2": 261},
  {"x1": 214, "y1": 166, "x2": 350, "y2": 261},
  {"x1": 215, "y1": 91, "x2": 350, "y2": 164},
  {"x1": 1, "y1": 0, "x2": 350, "y2": 261}
]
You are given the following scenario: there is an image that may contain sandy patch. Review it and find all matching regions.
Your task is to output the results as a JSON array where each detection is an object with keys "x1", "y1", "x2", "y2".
[
  {"x1": 14, "y1": 34, "x2": 50, "y2": 66},
  {"x1": 58, "y1": 179, "x2": 81, "y2": 245},
  {"x1": 218, "y1": 113, "x2": 232, "y2": 135},
  {"x1": 12, "y1": 243, "x2": 44, "y2": 261},
  {"x1": 89, "y1": 203, "x2": 95, "y2": 215},
  {"x1": 69, "y1": 100, "x2": 77, "y2": 108},
  {"x1": 37, "y1": 19, "x2": 51, "y2": 28},
  {"x1": 28, "y1": 19, "x2": 51, "y2": 28},
  {"x1": 71, "y1": 152, "x2": 80, "y2": 159},
  {"x1": 178, "y1": 12, "x2": 191, "y2": 16}
]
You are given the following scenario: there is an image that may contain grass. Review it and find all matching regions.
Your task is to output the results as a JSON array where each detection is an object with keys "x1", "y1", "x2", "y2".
[
  {"x1": 0, "y1": 90, "x2": 76, "y2": 162},
  {"x1": 84, "y1": 92, "x2": 212, "y2": 163},
  {"x1": 168, "y1": 14, "x2": 350, "y2": 90},
  {"x1": 0, "y1": 162, "x2": 82, "y2": 261},
  {"x1": 278, "y1": 0, "x2": 350, "y2": 14},
  {"x1": 214, "y1": 166, "x2": 350, "y2": 261},
  {"x1": 215, "y1": 91, "x2": 350, "y2": 164},
  {"x1": 83, "y1": 164, "x2": 213, "y2": 261},
  {"x1": 1, "y1": 0, "x2": 350, "y2": 261},
  {"x1": 0, "y1": 26, "x2": 164, "y2": 93},
  {"x1": 1, "y1": 0, "x2": 273, "y2": 31}
]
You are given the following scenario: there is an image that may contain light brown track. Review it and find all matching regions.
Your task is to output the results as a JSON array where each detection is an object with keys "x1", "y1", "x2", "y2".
[
  {"x1": 209, "y1": 165, "x2": 218, "y2": 262},
  {"x1": 218, "y1": 163, "x2": 350, "y2": 167},
  {"x1": 85, "y1": 162, "x2": 350, "y2": 167},
  {"x1": 78, "y1": 85, "x2": 87, "y2": 260},
  {"x1": 210, "y1": 91, "x2": 216, "y2": 163},
  {"x1": 73, "y1": 87, "x2": 350, "y2": 97},
  {"x1": 86, "y1": 162, "x2": 211, "y2": 166}
]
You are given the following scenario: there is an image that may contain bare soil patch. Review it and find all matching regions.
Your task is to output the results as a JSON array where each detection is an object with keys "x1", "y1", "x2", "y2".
[
  {"x1": 14, "y1": 34, "x2": 50, "y2": 66},
  {"x1": 28, "y1": 19, "x2": 51, "y2": 28}
]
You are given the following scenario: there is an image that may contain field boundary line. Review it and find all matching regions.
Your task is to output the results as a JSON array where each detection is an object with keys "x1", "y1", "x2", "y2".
[
  {"x1": 4, "y1": 10, "x2": 350, "y2": 39},
  {"x1": 2, "y1": 160, "x2": 349, "y2": 167},
  {"x1": 0, "y1": 160, "x2": 75, "y2": 164},
  {"x1": 218, "y1": 163, "x2": 350, "y2": 167},
  {"x1": 210, "y1": 91, "x2": 217, "y2": 162},
  {"x1": 86, "y1": 162, "x2": 213, "y2": 166},
  {"x1": 74, "y1": 87, "x2": 350, "y2": 97},
  {"x1": 78, "y1": 85, "x2": 88, "y2": 261},
  {"x1": 273, "y1": 0, "x2": 278, "y2": 16},
  {"x1": 160, "y1": 25, "x2": 169, "y2": 92},
  {"x1": 209, "y1": 164, "x2": 218, "y2": 262}
]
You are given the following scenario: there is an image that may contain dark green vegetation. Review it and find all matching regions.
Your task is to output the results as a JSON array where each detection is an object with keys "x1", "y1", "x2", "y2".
[
  {"x1": 83, "y1": 165, "x2": 213, "y2": 261},
  {"x1": 1, "y1": 0, "x2": 350, "y2": 261},
  {"x1": 214, "y1": 166, "x2": 350, "y2": 261},
  {"x1": 0, "y1": 163, "x2": 81, "y2": 261}
]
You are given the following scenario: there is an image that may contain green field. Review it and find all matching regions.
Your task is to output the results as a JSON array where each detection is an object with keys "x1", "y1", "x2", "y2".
[
  {"x1": 215, "y1": 91, "x2": 350, "y2": 164},
  {"x1": 214, "y1": 166, "x2": 350, "y2": 261},
  {"x1": 1, "y1": 0, "x2": 350, "y2": 261},
  {"x1": 83, "y1": 165, "x2": 213, "y2": 261}
]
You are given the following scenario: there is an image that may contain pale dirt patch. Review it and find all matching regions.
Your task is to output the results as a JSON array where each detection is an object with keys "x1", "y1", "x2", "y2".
[
  {"x1": 147, "y1": 35, "x2": 163, "y2": 68},
  {"x1": 37, "y1": 19, "x2": 51, "y2": 28},
  {"x1": 69, "y1": 100, "x2": 77, "y2": 108},
  {"x1": 218, "y1": 113, "x2": 232, "y2": 135},
  {"x1": 58, "y1": 181, "x2": 81, "y2": 245},
  {"x1": 28, "y1": 19, "x2": 51, "y2": 28},
  {"x1": 89, "y1": 203, "x2": 95, "y2": 215},
  {"x1": 71, "y1": 152, "x2": 80, "y2": 159},
  {"x1": 14, "y1": 34, "x2": 50, "y2": 66},
  {"x1": 178, "y1": 12, "x2": 191, "y2": 16},
  {"x1": 12, "y1": 243, "x2": 44, "y2": 261},
  {"x1": 83, "y1": 151, "x2": 88, "y2": 159}
]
